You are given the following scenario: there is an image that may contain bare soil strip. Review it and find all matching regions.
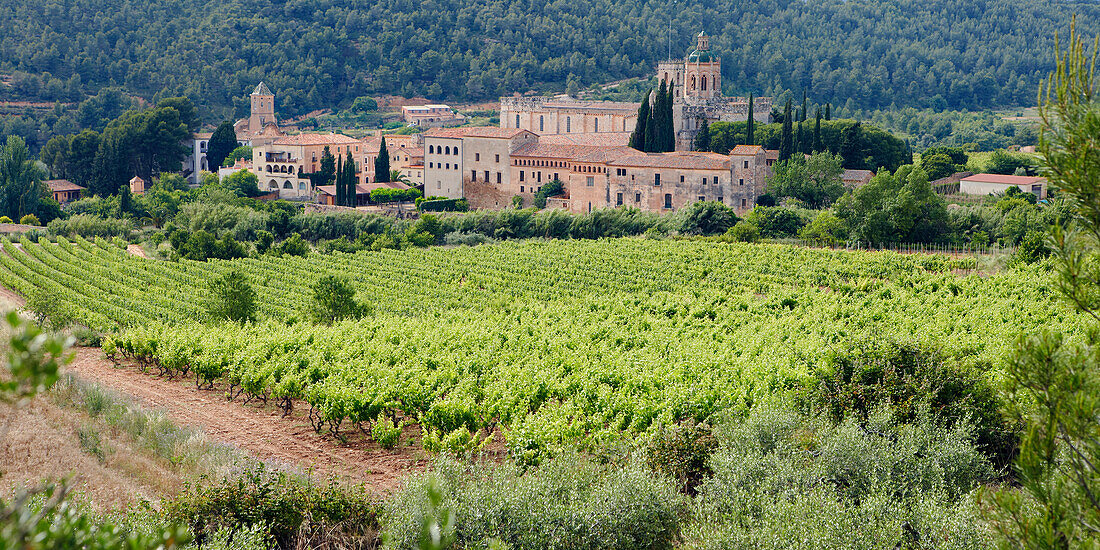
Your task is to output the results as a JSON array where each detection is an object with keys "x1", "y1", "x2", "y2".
[{"x1": 66, "y1": 348, "x2": 425, "y2": 494}]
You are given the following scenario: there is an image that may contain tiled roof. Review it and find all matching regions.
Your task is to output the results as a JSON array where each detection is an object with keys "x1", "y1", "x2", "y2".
[
  {"x1": 608, "y1": 151, "x2": 730, "y2": 170},
  {"x1": 424, "y1": 127, "x2": 531, "y2": 139},
  {"x1": 842, "y1": 169, "x2": 874, "y2": 180},
  {"x1": 44, "y1": 179, "x2": 84, "y2": 192},
  {"x1": 272, "y1": 133, "x2": 360, "y2": 146},
  {"x1": 512, "y1": 143, "x2": 624, "y2": 160},
  {"x1": 729, "y1": 145, "x2": 764, "y2": 155},
  {"x1": 961, "y1": 174, "x2": 1045, "y2": 185},
  {"x1": 193, "y1": 132, "x2": 213, "y2": 139},
  {"x1": 569, "y1": 147, "x2": 639, "y2": 164},
  {"x1": 539, "y1": 133, "x2": 632, "y2": 146},
  {"x1": 765, "y1": 149, "x2": 780, "y2": 160},
  {"x1": 252, "y1": 82, "x2": 273, "y2": 96}
]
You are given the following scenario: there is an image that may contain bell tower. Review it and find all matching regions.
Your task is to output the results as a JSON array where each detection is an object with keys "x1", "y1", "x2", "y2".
[
  {"x1": 249, "y1": 82, "x2": 276, "y2": 132},
  {"x1": 684, "y1": 31, "x2": 721, "y2": 102}
]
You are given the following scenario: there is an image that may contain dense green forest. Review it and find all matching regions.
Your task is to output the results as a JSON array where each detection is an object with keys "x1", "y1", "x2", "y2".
[{"x1": 0, "y1": 0, "x2": 1095, "y2": 122}]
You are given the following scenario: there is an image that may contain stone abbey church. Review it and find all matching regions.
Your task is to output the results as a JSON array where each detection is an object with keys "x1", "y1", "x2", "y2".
[{"x1": 500, "y1": 32, "x2": 772, "y2": 151}]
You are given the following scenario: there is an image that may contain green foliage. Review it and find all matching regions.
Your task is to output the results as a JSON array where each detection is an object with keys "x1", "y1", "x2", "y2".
[
  {"x1": 920, "y1": 152, "x2": 959, "y2": 181},
  {"x1": 834, "y1": 165, "x2": 948, "y2": 244},
  {"x1": 275, "y1": 232, "x2": 309, "y2": 257},
  {"x1": 17, "y1": 214, "x2": 40, "y2": 226},
  {"x1": 204, "y1": 270, "x2": 256, "y2": 323},
  {"x1": 532, "y1": 179, "x2": 564, "y2": 209},
  {"x1": 0, "y1": 311, "x2": 72, "y2": 403},
  {"x1": 372, "y1": 418, "x2": 402, "y2": 449},
  {"x1": 983, "y1": 148, "x2": 1038, "y2": 175},
  {"x1": 417, "y1": 197, "x2": 469, "y2": 212},
  {"x1": 206, "y1": 121, "x2": 238, "y2": 172},
  {"x1": 692, "y1": 402, "x2": 995, "y2": 549},
  {"x1": 797, "y1": 210, "x2": 847, "y2": 245},
  {"x1": 171, "y1": 229, "x2": 247, "y2": 261},
  {"x1": 709, "y1": 118, "x2": 910, "y2": 173},
  {"x1": 744, "y1": 206, "x2": 805, "y2": 238},
  {"x1": 646, "y1": 419, "x2": 716, "y2": 495},
  {"x1": 308, "y1": 274, "x2": 370, "y2": 325},
  {"x1": 384, "y1": 455, "x2": 681, "y2": 550},
  {"x1": 370, "y1": 187, "x2": 422, "y2": 203},
  {"x1": 804, "y1": 340, "x2": 1016, "y2": 467},
  {"x1": 986, "y1": 31, "x2": 1100, "y2": 547},
  {"x1": 24, "y1": 288, "x2": 73, "y2": 331},
  {"x1": 0, "y1": 136, "x2": 49, "y2": 223},
  {"x1": 765, "y1": 152, "x2": 845, "y2": 208},
  {"x1": 224, "y1": 146, "x2": 253, "y2": 167},
  {"x1": 375, "y1": 137, "x2": 390, "y2": 184},
  {"x1": 679, "y1": 200, "x2": 737, "y2": 236},
  {"x1": 723, "y1": 220, "x2": 760, "y2": 242},
  {"x1": 351, "y1": 96, "x2": 378, "y2": 112},
  {"x1": 0, "y1": 216, "x2": 10, "y2": 223},
  {"x1": 165, "y1": 465, "x2": 380, "y2": 549},
  {"x1": 220, "y1": 170, "x2": 262, "y2": 198}
]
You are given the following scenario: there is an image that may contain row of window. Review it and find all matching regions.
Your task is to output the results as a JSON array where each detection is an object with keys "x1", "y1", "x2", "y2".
[
  {"x1": 471, "y1": 171, "x2": 504, "y2": 184},
  {"x1": 516, "y1": 158, "x2": 563, "y2": 167},
  {"x1": 427, "y1": 144, "x2": 460, "y2": 155},
  {"x1": 428, "y1": 162, "x2": 460, "y2": 170},
  {"x1": 517, "y1": 170, "x2": 559, "y2": 183},
  {"x1": 472, "y1": 153, "x2": 500, "y2": 163}
]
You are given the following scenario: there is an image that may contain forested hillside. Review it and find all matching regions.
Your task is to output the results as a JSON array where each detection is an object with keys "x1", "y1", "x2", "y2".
[{"x1": 0, "y1": 0, "x2": 1095, "y2": 121}]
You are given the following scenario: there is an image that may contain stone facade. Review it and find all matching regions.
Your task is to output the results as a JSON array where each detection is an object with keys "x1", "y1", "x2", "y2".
[
  {"x1": 423, "y1": 127, "x2": 537, "y2": 202},
  {"x1": 501, "y1": 31, "x2": 771, "y2": 151}
]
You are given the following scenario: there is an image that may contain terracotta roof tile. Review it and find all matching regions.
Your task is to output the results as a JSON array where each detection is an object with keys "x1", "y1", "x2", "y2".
[
  {"x1": 608, "y1": 151, "x2": 730, "y2": 170},
  {"x1": 272, "y1": 133, "x2": 360, "y2": 146},
  {"x1": 538, "y1": 133, "x2": 632, "y2": 146},
  {"x1": 424, "y1": 127, "x2": 532, "y2": 139},
  {"x1": 44, "y1": 179, "x2": 84, "y2": 192},
  {"x1": 729, "y1": 145, "x2": 764, "y2": 155}
]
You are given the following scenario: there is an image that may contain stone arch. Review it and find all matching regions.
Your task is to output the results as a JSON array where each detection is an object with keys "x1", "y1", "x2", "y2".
[
  {"x1": 445, "y1": 146, "x2": 450, "y2": 155},
  {"x1": 268, "y1": 179, "x2": 278, "y2": 189},
  {"x1": 283, "y1": 180, "x2": 292, "y2": 189}
]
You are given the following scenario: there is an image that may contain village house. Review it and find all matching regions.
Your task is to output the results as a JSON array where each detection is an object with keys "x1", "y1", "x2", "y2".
[
  {"x1": 423, "y1": 127, "x2": 538, "y2": 200},
  {"x1": 45, "y1": 179, "x2": 84, "y2": 204},
  {"x1": 251, "y1": 132, "x2": 361, "y2": 199},
  {"x1": 959, "y1": 174, "x2": 1048, "y2": 199},
  {"x1": 402, "y1": 104, "x2": 465, "y2": 127}
]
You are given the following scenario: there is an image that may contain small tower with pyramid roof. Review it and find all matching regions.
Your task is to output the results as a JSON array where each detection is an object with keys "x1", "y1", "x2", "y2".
[{"x1": 249, "y1": 82, "x2": 276, "y2": 134}]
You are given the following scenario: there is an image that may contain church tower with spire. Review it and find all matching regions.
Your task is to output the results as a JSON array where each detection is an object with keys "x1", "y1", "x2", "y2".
[{"x1": 249, "y1": 82, "x2": 276, "y2": 132}]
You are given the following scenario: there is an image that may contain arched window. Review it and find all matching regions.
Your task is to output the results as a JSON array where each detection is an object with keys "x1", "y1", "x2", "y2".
[
  {"x1": 595, "y1": 118, "x2": 599, "y2": 132},
  {"x1": 454, "y1": 148, "x2": 459, "y2": 156},
  {"x1": 539, "y1": 115, "x2": 544, "y2": 132},
  {"x1": 269, "y1": 180, "x2": 278, "y2": 189},
  {"x1": 444, "y1": 146, "x2": 450, "y2": 155},
  {"x1": 299, "y1": 182, "x2": 306, "y2": 190},
  {"x1": 283, "y1": 181, "x2": 292, "y2": 189},
  {"x1": 566, "y1": 117, "x2": 571, "y2": 133},
  {"x1": 691, "y1": 75, "x2": 697, "y2": 90},
  {"x1": 515, "y1": 114, "x2": 520, "y2": 127},
  {"x1": 702, "y1": 75, "x2": 707, "y2": 91},
  {"x1": 429, "y1": 145, "x2": 434, "y2": 154}
]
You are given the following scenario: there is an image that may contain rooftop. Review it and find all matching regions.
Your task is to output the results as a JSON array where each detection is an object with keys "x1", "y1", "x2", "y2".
[
  {"x1": 729, "y1": 145, "x2": 764, "y2": 155},
  {"x1": 609, "y1": 151, "x2": 730, "y2": 171},
  {"x1": 252, "y1": 82, "x2": 273, "y2": 96},
  {"x1": 513, "y1": 143, "x2": 626, "y2": 160},
  {"x1": 424, "y1": 127, "x2": 532, "y2": 139},
  {"x1": 44, "y1": 179, "x2": 84, "y2": 192},
  {"x1": 539, "y1": 133, "x2": 632, "y2": 147},
  {"x1": 272, "y1": 133, "x2": 360, "y2": 146},
  {"x1": 961, "y1": 174, "x2": 1046, "y2": 185}
]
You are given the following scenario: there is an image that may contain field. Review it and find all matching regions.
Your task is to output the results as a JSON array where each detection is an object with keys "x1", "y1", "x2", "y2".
[{"x1": 0, "y1": 235, "x2": 1084, "y2": 462}]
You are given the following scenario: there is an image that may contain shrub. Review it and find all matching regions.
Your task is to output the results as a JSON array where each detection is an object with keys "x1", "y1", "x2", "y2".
[
  {"x1": 204, "y1": 270, "x2": 256, "y2": 323},
  {"x1": 384, "y1": 455, "x2": 682, "y2": 550},
  {"x1": 724, "y1": 220, "x2": 760, "y2": 243},
  {"x1": 692, "y1": 402, "x2": 995, "y2": 549},
  {"x1": 443, "y1": 231, "x2": 493, "y2": 246},
  {"x1": 276, "y1": 232, "x2": 309, "y2": 257},
  {"x1": 679, "y1": 201, "x2": 737, "y2": 235},
  {"x1": 24, "y1": 288, "x2": 72, "y2": 331},
  {"x1": 0, "y1": 216, "x2": 11, "y2": 223},
  {"x1": 308, "y1": 274, "x2": 370, "y2": 324},
  {"x1": 646, "y1": 419, "x2": 717, "y2": 495},
  {"x1": 797, "y1": 210, "x2": 847, "y2": 246},
  {"x1": 254, "y1": 230, "x2": 274, "y2": 254},
  {"x1": 744, "y1": 206, "x2": 805, "y2": 238},
  {"x1": 372, "y1": 418, "x2": 402, "y2": 449},
  {"x1": 803, "y1": 340, "x2": 1016, "y2": 468},
  {"x1": 533, "y1": 179, "x2": 564, "y2": 208},
  {"x1": 1011, "y1": 230, "x2": 1050, "y2": 265},
  {"x1": 18, "y1": 214, "x2": 40, "y2": 226},
  {"x1": 165, "y1": 465, "x2": 381, "y2": 549}
]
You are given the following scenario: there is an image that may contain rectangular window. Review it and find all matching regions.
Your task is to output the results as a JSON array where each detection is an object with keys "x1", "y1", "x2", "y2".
[
  {"x1": 664, "y1": 193, "x2": 673, "y2": 209},
  {"x1": 616, "y1": 193, "x2": 623, "y2": 206},
  {"x1": 496, "y1": 172, "x2": 502, "y2": 184},
  {"x1": 519, "y1": 171, "x2": 525, "y2": 181},
  {"x1": 472, "y1": 170, "x2": 477, "y2": 182},
  {"x1": 495, "y1": 154, "x2": 500, "y2": 163},
  {"x1": 537, "y1": 172, "x2": 542, "y2": 183},
  {"x1": 698, "y1": 195, "x2": 705, "y2": 202},
  {"x1": 586, "y1": 176, "x2": 594, "y2": 186},
  {"x1": 680, "y1": 175, "x2": 685, "y2": 183},
  {"x1": 741, "y1": 198, "x2": 747, "y2": 208},
  {"x1": 635, "y1": 192, "x2": 641, "y2": 203},
  {"x1": 475, "y1": 153, "x2": 480, "y2": 161},
  {"x1": 701, "y1": 177, "x2": 706, "y2": 185},
  {"x1": 521, "y1": 186, "x2": 525, "y2": 193},
  {"x1": 718, "y1": 195, "x2": 723, "y2": 203},
  {"x1": 654, "y1": 173, "x2": 661, "y2": 186},
  {"x1": 713, "y1": 176, "x2": 719, "y2": 186},
  {"x1": 739, "y1": 178, "x2": 744, "y2": 186},
  {"x1": 484, "y1": 170, "x2": 490, "y2": 182},
  {"x1": 437, "y1": 181, "x2": 442, "y2": 189},
  {"x1": 554, "y1": 172, "x2": 560, "y2": 181},
  {"x1": 743, "y1": 160, "x2": 749, "y2": 169}
]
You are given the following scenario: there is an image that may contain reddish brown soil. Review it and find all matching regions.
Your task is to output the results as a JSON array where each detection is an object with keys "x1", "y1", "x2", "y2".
[
  {"x1": 125, "y1": 244, "x2": 148, "y2": 259},
  {"x1": 66, "y1": 348, "x2": 426, "y2": 495}
]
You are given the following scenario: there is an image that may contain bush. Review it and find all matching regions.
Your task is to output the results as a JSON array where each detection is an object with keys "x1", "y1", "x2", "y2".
[
  {"x1": 417, "y1": 198, "x2": 469, "y2": 212},
  {"x1": 204, "y1": 270, "x2": 256, "y2": 323},
  {"x1": 803, "y1": 340, "x2": 1016, "y2": 468},
  {"x1": 0, "y1": 216, "x2": 11, "y2": 223},
  {"x1": 1011, "y1": 230, "x2": 1050, "y2": 265},
  {"x1": 533, "y1": 179, "x2": 564, "y2": 208},
  {"x1": 276, "y1": 233, "x2": 309, "y2": 257},
  {"x1": 797, "y1": 210, "x2": 847, "y2": 246},
  {"x1": 646, "y1": 419, "x2": 717, "y2": 495},
  {"x1": 47, "y1": 214, "x2": 132, "y2": 238},
  {"x1": 308, "y1": 274, "x2": 370, "y2": 324},
  {"x1": 24, "y1": 288, "x2": 72, "y2": 331},
  {"x1": 692, "y1": 402, "x2": 995, "y2": 549},
  {"x1": 724, "y1": 220, "x2": 761, "y2": 243},
  {"x1": 372, "y1": 418, "x2": 402, "y2": 449},
  {"x1": 384, "y1": 455, "x2": 682, "y2": 550},
  {"x1": 679, "y1": 201, "x2": 737, "y2": 236},
  {"x1": 18, "y1": 214, "x2": 40, "y2": 226},
  {"x1": 744, "y1": 206, "x2": 805, "y2": 238},
  {"x1": 165, "y1": 465, "x2": 381, "y2": 549},
  {"x1": 443, "y1": 231, "x2": 493, "y2": 246}
]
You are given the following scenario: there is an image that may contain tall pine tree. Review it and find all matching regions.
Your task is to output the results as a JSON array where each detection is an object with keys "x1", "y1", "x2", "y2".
[
  {"x1": 693, "y1": 120, "x2": 710, "y2": 152},
  {"x1": 374, "y1": 136, "x2": 390, "y2": 183},
  {"x1": 319, "y1": 146, "x2": 336, "y2": 186},
  {"x1": 796, "y1": 118, "x2": 805, "y2": 155},
  {"x1": 801, "y1": 92, "x2": 808, "y2": 122},
  {"x1": 628, "y1": 92, "x2": 650, "y2": 151},
  {"x1": 824, "y1": 103, "x2": 831, "y2": 120},
  {"x1": 746, "y1": 94, "x2": 755, "y2": 145},
  {"x1": 645, "y1": 81, "x2": 666, "y2": 153},
  {"x1": 779, "y1": 99, "x2": 793, "y2": 161}
]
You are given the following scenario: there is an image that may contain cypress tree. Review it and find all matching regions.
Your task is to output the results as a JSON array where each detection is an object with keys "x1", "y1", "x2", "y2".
[
  {"x1": 825, "y1": 103, "x2": 831, "y2": 121},
  {"x1": 335, "y1": 155, "x2": 345, "y2": 207},
  {"x1": 628, "y1": 92, "x2": 651, "y2": 151},
  {"x1": 344, "y1": 149, "x2": 357, "y2": 207},
  {"x1": 693, "y1": 120, "x2": 711, "y2": 152},
  {"x1": 801, "y1": 91, "x2": 808, "y2": 122},
  {"x1": 645, "y1": 81, "x2": 666, "y2": 153},
  {"x1": 746, "y1": 93, "x2": 755, "y2": 145},
  {"x1": 374, "y1": 136, "x2": 390, "y2": 183},
  {"x1": 779, "y1": 99, "x2": 793, "y2": 161},
  {"x1": 319, "y1": 146, "x2": 336, "y2": 186},
  {"x1": 796, "y1": 118, "x2": 805, "y2": 155},
  {"x1": 663, "y1": 83, "x2": 676, "y2": 152},
  {"x1": 813, "y1": 107, "x2": 823, "y2": 152}
]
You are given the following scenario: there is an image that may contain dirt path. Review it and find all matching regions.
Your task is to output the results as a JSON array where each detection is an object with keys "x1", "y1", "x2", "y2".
[
  {"x1": 125, "y1": 244, "x2": 148, "y2": 259},
  {"x1": 66, "y1": 348, "x2": 425, "y2": 494}
]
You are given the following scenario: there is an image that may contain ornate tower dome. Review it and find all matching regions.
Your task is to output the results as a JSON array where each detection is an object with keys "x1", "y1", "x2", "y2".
[{"x1": 684, "y1": 31, "x2": 720, "y2": 101}]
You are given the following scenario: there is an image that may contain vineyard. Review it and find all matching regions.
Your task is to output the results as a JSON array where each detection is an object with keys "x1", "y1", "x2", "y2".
[{"x1": 0, "y1": 235, "x2": 1084, "y2": 462}]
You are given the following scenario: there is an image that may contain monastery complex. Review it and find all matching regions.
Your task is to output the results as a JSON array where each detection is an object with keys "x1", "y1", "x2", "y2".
[{"x1": 187, "y1": 32, "x2": 780, "y2": 214}]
